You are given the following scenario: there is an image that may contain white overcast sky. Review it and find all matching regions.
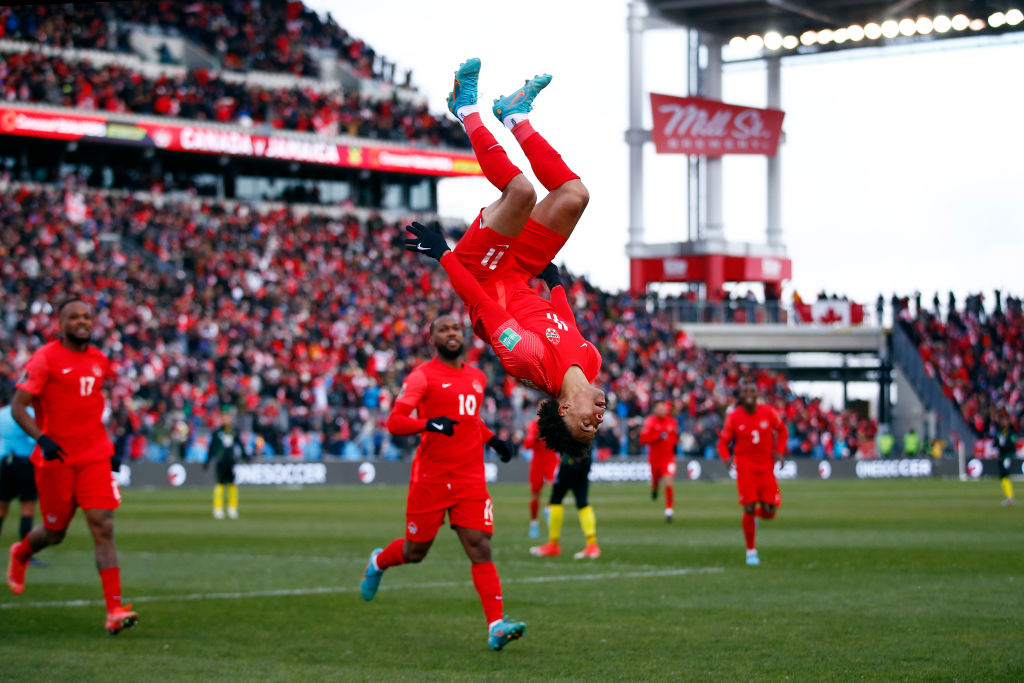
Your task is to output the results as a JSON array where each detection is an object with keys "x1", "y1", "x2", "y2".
[{"x1": 307, "y1": 0, "x2": 1024, "y2": 306}]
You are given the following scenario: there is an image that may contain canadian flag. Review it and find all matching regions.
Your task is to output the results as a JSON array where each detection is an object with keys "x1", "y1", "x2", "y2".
[{"x1": 795, "y1": 301, "x2": 865, "y2": 325}]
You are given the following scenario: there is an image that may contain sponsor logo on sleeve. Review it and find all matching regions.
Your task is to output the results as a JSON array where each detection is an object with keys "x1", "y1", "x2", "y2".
[{"x1": 498, "y1": 328, "x2": 522, "y2": 351}]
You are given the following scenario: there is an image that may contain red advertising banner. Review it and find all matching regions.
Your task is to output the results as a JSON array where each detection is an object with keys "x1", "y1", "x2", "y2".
[
  {"x1": 0, "y1": 105, "x2": 482, "y2": 178},
  {"x1": 649, "y1": 94, "x2": 785, "y2": 157}
]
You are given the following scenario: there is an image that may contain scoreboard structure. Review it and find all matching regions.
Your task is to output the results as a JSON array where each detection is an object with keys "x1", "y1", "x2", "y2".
[{"x1": 624, "y1": 0, "x2": 1023, "y2": 298}]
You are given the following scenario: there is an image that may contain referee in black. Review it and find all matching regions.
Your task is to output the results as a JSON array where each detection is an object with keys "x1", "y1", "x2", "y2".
[{"x1": 0, "y1": 404, "x2": 47, "y2": 565}]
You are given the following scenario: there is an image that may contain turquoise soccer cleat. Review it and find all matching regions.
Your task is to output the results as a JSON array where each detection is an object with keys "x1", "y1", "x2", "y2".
[
  {"x1": 447, "y1": 57, "x2": 481, "y2": 116},
  {"x1": 745, "y1": 549, "x2": 760, "y2": 566},
  {"x1": 488, "y1": 615, "x2": 526, "y2": 651},
  {"x1": 492, "y1": 73, "x2": 552, "y2": 123},
  {"x1": 360, "y1": 548, "x2": 384, "y2": 601}
]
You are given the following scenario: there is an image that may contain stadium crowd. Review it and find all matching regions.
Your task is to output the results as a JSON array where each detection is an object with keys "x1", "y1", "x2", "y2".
[
  {"x1": 900, "y1": 291, "x2": 1023, "y2": 437},
  {"x1": 0, "y1": 1, "x2": 393, "y2": 80},
  {"x1": 0, "y1": 183, "x2": 877, "y2": 463},
  {"x1": 0, "y1": 50, "x2": 469, "y2": 148}
]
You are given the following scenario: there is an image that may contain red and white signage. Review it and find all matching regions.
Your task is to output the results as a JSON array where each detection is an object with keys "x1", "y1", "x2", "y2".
[
  {"x1": 649, "y1": 94, "x2": 785, "y2": 157},
  {"x1": 630, "y1": 254, "x2": 792, "y2": 291},
  {"x1": 794, "y1": 301, "x2": 865, "y2": 326},
  {"x1": 0, "y1": 105, "x2": 482, "y2": 178}
]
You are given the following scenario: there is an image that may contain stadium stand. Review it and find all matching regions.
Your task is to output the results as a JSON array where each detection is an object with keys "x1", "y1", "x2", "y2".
[
  {"x1": 901, "y1": 293, "x2": 1023, "y2": 437},
  {"x1": 0, "y1": 51, "x2": 468, "y2": 148},
  {"x1": 0, "y1": 182, "x2": 877, "y2": 462}
]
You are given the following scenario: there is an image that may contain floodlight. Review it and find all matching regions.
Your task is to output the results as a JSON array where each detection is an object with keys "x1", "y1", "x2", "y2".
[
  {"x1": 800, "y1": 30, "x2": 817, "y2": 45},
  {"x1": 951, "y1": 14, "x2": 970, "y2": 30},
  {"x1": 933, "y1": 15, "x2": 952, "y2": 32},
  {"x1": 816, "y1": 29, "x2": 834, "y2": 44},
  {"x1": 988, "y1": 12, "x2": 1006, "y2": 27},
  {"x1": 864, "y1": 22, "x2": 883, "y2": 39},
  {"x1": 916, "y1": 17, "x2": 933, "y2": 34},
  {"x1": 782, "y1": 35, "x2": 799, "y2": 49},
  {"x1": 969, "y1": 17, "x2": 986, "y2": 30},
  {"x1": 746, "y1": 34, "x2": 764, "y2": 49},
  {"x1": 899, "y1": 18, "x2": 917, "y2": 36},
  {"x1": 848, "y1": 25, "x2": 865, "y2": 41},
  {"x1": 730, "y1": 36, "x2": 747, "y2": 49},
  {"x1": 764, "y1": 31, "x2": 783, "y2": 50},
  {"x1": 1007, "y1": 9, "x2": 1024, "y2": 26}
]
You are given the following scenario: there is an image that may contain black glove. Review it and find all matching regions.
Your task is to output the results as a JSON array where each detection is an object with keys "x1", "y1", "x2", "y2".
[
  {"x1": 488, "y1": 436, "x2": 514, "y2": 463},
  {"x1": 539, "y1": 262, "x2": 562, "y2": 290},
  {"x1": 424, "y1": 416, "x2": 458, "y2": 436},
  {"x1": 404, "y1": 221, "x2": 451, "y2": 261},
  {"x1": 111, "y1": 455, "x2": 123, "y2": 472},
  {"x1": 37, "y1": 435, "x2": 66, "y2": 462}
]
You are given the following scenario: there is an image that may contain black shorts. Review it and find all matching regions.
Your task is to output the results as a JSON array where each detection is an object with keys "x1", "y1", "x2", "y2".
[
  {"x1": 0, "y1": 455, "x2": 38, "y2": 503},
  {"x1": 215, "y1": 459, "x2": 236, "y2": 485},
  {"x1": 549, "y1": 456, "x2": 592, "y2": 509}
]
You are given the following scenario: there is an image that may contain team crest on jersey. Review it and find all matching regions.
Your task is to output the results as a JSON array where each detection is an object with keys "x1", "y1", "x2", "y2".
[
  {"x1": 92, "y1": 364, "x2": 103, "y2": 377},
  {"x1": 544, "y1": 328, "x2": 561, "y2": 344},
  {"x1": 760, "y1": 421, "x2": 768, "y2": 428},
  {"x1": 498, "y1": 327, "x2": 521, "y2": 351},
  {"x1": 473, "y1": 381, "x2": 483, "y2": 393}
]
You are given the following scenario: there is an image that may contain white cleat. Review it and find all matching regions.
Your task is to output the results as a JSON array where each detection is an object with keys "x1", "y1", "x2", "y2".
[
  {"x1": 213, "y1": 509, "x2": 226, "y2": 520},
  {"x1": 227, "y1": 507, "x2": 239, "y2": 519},
  {"x1": 665, "y1": 508, "x2": 673, "y2": 523}
]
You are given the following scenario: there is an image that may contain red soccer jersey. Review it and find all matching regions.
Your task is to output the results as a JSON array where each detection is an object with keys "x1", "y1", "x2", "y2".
[
  {"x1": 388, "y1": 358, "x2": 492, "y2": 484},
  {"x1": 639, "y1": 414, "x2": 678, "y2": 464},
  {"x1": 441, "y1": 252, "x2": 601, "y2": 397},
  {"x1": 523, "y1": 417, "x2": 560, "y2": 470},
  {"x1": 16, "y1": 340, "x2": 113, "y2": 467},
  {"x1": 717, "y1": 404, "x2": 788, "y2": 473}
]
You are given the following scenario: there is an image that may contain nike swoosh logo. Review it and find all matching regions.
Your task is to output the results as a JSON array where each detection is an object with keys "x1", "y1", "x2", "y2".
[
  {"x1": 441, "y1": 383, "x2": 452, "y2": 388},
  {"x1": 62, "y1": 368, "x2": 73, "y2": 374},
  {"x1": 417, "y1": 244, "x2": 430, "y2": 251},
  {"x1": 431, "y1": 422, "x2": 445, "y2": 430},
  {"x1": 580, "y1": 343, "x2": 588, "y2": 348}
]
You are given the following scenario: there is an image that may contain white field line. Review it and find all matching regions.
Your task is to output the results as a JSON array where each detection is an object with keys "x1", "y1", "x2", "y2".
[{"x1": 0, "y1": 566, "x2": 723, "y2": 610}]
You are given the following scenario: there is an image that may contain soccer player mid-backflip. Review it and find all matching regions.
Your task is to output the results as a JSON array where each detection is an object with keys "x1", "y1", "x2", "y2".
[
  {"x1": 405, "y1": 57, "x2": 604, "y2": 461},
  {"x1": 717, "y1": 381, "x2": 788, "y2": 566},
  {"x1": 359, "y1": 314, "x2": 525, "y2": 651}
]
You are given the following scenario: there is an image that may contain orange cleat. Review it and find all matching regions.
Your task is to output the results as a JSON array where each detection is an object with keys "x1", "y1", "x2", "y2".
[
  {"x1": 7, "y1": 542, "x2": 27, "y2": 595},
  {"x1": 573, "y1": 543, "x2": 601, "y2": 560},
  {"x1": 105, "y1": 605, "x2": 139, "y2": 635},
  {"x1": 529, "y1": 542, "x2": 561, "y2": 557}
]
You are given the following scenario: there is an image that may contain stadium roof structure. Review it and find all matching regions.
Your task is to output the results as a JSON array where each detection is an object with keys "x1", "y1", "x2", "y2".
[{"x1": 643, "y1": 0, "x2": 1024, "y2": 59}]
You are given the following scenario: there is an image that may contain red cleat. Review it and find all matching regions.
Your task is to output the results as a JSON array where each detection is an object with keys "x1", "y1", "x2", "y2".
[
  {"x1": 529, "y1": 542, "x2": 561, "y2": 557},
  {"x1": 7, "y1": 542, "x2": 27, "y2": 595},
  {"x1": 105, "y1": 605, "x2": 139, "y2": 635},
  {"x1": 573, "y1": 543, "x2": 601, "y2": 560}
]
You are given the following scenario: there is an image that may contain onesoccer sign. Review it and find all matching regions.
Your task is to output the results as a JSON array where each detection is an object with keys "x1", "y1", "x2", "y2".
[{"x1": 649, "y1": 93, "x2": 785, "y2": 157}]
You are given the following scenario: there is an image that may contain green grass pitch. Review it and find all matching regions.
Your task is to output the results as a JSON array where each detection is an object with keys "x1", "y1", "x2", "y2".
[{"x1": 0, "y1": 478, "x2": 1019, "y2": 681}]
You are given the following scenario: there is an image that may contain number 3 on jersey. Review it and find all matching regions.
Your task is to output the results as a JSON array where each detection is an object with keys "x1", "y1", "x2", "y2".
[{"x1": 458, "y1": 393, "x2": 477, "y2": 416}]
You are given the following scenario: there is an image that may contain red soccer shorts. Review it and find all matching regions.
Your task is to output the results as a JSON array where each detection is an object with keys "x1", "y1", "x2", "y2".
[
  {"x1": 404, "y1": 481, "x2": 494, "y2": 542},
  {"x1": 529, "y1": 454, "x2": 560, "y2": 494},
  {"x1": 650, "y1": 458, "x2": 677, "y2": 482},
  {"x1": 454, "y1": 212, "x2": 566, "y2": 292},
  {"x1": 736, "y1": 467, "x2": 782, "y2": 507},
  {"x1": 35, "y1": 459, "x2": 121, "y2": 530}
]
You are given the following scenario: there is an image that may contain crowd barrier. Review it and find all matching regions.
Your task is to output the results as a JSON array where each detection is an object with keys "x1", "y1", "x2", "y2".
[{"x1": 111, "y1": 457, "x2": 977, "y2": 489}]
